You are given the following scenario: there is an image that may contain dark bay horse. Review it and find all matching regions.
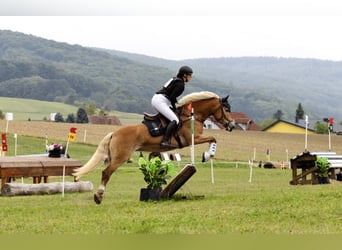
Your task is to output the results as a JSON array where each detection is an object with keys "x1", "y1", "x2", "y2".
[{"x1": 73, "y1": 91, "x2": 235, "y2": 204}]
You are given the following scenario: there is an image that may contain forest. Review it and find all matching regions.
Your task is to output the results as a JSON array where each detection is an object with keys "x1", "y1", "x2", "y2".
[{"x1": 1, "y1": 29, "x2": 342, "y2": 124}]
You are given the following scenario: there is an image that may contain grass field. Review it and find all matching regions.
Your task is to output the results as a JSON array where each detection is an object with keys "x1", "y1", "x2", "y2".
[
  {"x1": 1, "y1": 160, "x2": 342, "y2": 234},
  {"x1": 0, "y1": 97, "x2": 142, "y2": 123},
  {"x1": 1, "y1": 121, "x2": 342, "y2": 236}
]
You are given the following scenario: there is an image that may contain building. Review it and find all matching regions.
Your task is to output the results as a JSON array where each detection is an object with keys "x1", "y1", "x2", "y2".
[
  {"x1": 262, "y1": 119, "x2": 315, "y2": 134},
  {"x1": 88, "y1": 115, "x2": 122, "y2": 125},
  {"x1": 204, "y1": 112, "x2": 260, "y2": 131},
  {"x1": 230, "y1": 112, "x2": 260, "y2": 131}
]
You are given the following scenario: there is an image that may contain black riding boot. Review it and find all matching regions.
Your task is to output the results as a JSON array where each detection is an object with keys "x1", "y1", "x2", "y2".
[{"x1": 160, "y1": 120, "x2": 177, "y2": 149}]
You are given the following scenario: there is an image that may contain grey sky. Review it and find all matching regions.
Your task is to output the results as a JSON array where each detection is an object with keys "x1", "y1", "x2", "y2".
[{"x1": 1, "y1": 1, "x2": 342, "y2": 61}]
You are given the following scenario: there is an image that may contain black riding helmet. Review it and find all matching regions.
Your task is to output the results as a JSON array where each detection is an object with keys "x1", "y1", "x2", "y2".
[{"x1": 177, "y1": 66, "x2": 193, "y2": 77}]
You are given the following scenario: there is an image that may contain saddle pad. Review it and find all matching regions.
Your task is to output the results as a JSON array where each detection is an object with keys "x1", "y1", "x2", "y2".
[{"x1": 142, "y1": 118, "x2": 166, "y2": 137}]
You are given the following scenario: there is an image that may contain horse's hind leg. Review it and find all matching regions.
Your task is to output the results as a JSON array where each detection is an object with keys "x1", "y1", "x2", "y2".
[
  {"x1": 93, "y1": 160, "x2": 121, "y2": 204},
  {"x1": 93, "y1": 126, "x2": 141, "y2": 204},
  {"x1": 94, "y1": 163, "x2": 114, "y2": 204}
]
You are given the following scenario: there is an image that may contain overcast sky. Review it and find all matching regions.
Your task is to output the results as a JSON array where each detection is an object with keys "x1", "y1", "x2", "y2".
[{"x1": 1, "y1": 1, "x2": 342, "y2": 61}]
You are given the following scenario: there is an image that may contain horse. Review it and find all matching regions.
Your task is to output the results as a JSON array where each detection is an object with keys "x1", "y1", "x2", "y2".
[{"x1": 73, "y1": 91, "x2": 235, "y2": 204}]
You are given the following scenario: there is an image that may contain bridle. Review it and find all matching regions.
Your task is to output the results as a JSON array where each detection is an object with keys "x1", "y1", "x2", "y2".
[
  {"x1": 214, "y1": 98, "x2": 235, "y2": 131},
  {"x1": 180, "y1": 96, "x2": 235, "y2": 132}
]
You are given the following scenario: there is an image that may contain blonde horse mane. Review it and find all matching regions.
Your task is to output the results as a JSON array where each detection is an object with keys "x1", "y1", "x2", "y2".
[{"x1": 176, "y1": 91, "x2": 219, "y2": 108}]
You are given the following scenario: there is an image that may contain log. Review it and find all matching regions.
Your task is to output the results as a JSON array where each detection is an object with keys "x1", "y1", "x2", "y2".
[
  {"x1": 160, "y1": 164, "x2": 196, "y2": 199},
  {"x1": 1, "y1": 181, "x2": 93, "y2": 196}
]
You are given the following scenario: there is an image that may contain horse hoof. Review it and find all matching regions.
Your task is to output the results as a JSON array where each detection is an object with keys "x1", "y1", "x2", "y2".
[{"x1": 94, "y1": 193, "x2": 102, "y2": 204}]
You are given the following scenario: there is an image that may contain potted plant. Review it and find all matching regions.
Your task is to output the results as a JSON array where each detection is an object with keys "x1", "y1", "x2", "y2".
[
  {"x1": 316, "y1": 156, "x2": 331, "y2": 184},
  {"x1": 138, "y1": 156, "x2": 176, "y2": 201}
]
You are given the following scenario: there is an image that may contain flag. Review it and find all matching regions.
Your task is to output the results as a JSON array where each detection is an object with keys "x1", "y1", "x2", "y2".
[
  {"x1": 68, "y1": 127, "x2": 77, "y2": 142},
  {"x1": 2, "y1": 133, "x2": 7, "y2": 152},
  {"x1": 265, "y1": 148, "x2": 270, "y2": 161}
]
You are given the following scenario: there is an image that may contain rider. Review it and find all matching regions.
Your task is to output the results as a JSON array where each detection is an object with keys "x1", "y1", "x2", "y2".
[{"x1": 151, "y1": 65, "x2": 193, "y2": 149}]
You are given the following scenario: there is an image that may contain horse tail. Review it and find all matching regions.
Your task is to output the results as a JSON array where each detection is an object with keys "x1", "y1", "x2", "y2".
[{"x1": 73, "y1": 132, "x2": 113, "y2": 181}]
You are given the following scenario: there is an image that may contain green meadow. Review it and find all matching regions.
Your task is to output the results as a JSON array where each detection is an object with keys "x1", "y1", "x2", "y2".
[
  {"x1": 1, "y1": 135, "x2": 342, "y2": 235},
  {"x1": 1, "y1": 99, "x2": 342, "y2": 237}
]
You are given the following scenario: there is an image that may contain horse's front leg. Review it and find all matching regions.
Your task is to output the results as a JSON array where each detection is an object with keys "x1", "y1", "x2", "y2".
[
  {"x1": 193, "y1": 135, "x2": 218, "y2": 162},
  {"x1": 194, "y1": 134, "x2": 216, "y2": 145}
]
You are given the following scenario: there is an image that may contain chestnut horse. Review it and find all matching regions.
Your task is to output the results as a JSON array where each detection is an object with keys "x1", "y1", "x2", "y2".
[{"x1": 73, "y1": 91, "x2": 235, "y2": 204}]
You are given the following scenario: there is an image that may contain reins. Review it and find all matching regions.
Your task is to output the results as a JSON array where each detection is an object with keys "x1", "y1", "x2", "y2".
[
  {"x1": 215, "y1": 99, "x2": 230, "y2": 124},
  {"x1": 180, "y1": 99, "x2": 227, "y2": 125}
]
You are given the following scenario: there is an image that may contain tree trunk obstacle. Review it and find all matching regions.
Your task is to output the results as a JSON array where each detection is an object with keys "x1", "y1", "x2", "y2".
[
  {"x1": 0, "y1": 156, "x2": 82, "y2": 188},
  {"x1": 1, "y1": 181, "x2": 93, "y2": 196},
  {"x1": 160, "y1": 164, "x2": 196, "y2": 199}
]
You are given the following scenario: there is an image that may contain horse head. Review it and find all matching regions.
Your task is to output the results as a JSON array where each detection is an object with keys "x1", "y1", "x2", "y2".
[
  {"x1": 178, "y1": 91, "x2": 235, "y2": 131},
  {"x1": 216, "y1": 95, "x2": 235, "y2": 132}
]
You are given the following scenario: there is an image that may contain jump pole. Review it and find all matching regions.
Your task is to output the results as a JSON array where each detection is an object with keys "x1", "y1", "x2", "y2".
[
  {"x1": 190, "y1": 103, "x2": 195, "y2": 165},
  {"x1": 160, "y1": 103, "x2": 197, "y2": 199}
]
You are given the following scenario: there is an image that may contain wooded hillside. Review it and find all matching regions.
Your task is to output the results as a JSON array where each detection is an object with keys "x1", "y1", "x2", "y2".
[{"x1": 1, "y1": 30, "x2": 342, "y2": 123}]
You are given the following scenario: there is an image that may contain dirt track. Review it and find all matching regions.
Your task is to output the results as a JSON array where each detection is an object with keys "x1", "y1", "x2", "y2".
[{"x1": 1, "y1": 120, "x2": 342, "y2": 162}]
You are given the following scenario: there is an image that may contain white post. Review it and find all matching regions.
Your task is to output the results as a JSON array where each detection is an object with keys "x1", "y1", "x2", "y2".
[
  {"x1": 304, "y1": 115, "x2": 308, "y2": 151},
  {"x1": 249, "y1": 160, "x2": 253, "y2": 183},
  {"x1": 210, "y1": 159, "x2": 215, "y2": 184},
  {"x1": 83, "y1": 129, "x2": 87, "y2": 143},
  {"x1": 45, "y1": 134, "x2": 48, "y2": 151},
  {"x1": 14, "y1": 133, "x2": 17, "y2": 156},
  {"x1": 190, "y1": 107, "x2": 195, "y2": 165},
  {"x1": 162, "y1": 153, "x2": 170, "y2": 161},
  {"x1": 5, "y1": 112, "x2": 13, "y2": 133},
  {"x1": 175, "y1": 153, "x2": 181, "y2": 168},
  {"x1": 328, "y1": 128, "x2": 331, "y2": 151},
  {"x1": 5, "y1": 120, "x2": 9, "y2": 133},
  {"x1": 62, "y1": 165, "x2": 66, "y2": 198},
  {"x1": 64, "y1": 141, "x2": 70, "y2": 158}
]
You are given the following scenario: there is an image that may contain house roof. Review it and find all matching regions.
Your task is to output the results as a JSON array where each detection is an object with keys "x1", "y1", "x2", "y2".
[
  {"x1": 262, "y1": 119, "x2": 315, "y2": 132},
  {"x1": 231, "y1": 112, "x2": 261, "y2": 131}
]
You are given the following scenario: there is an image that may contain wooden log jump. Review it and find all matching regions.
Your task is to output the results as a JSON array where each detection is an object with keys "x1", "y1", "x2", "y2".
[
  {"x1": 0, "y1": 156, "x2": 82, "y2": 187},
  {"x1": 1, "y1": 181, "x2": 93, "y2": 196},
  {"x1": 160, "y1": 164, "x2": 196, "y2": 199}
]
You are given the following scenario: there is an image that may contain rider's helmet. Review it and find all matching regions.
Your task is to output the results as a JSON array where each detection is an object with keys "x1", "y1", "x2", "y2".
[{"x1": 177, "y1": 66, "x2": 193, "y2": 77}]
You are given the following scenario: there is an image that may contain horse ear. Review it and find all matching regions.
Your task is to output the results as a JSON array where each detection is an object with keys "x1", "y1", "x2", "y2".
[{"x1": 222, "y1": 95, "x2": 229, "y2": 102}]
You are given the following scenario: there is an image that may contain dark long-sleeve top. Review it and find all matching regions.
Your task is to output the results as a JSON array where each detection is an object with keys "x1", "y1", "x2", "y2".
[{"x1": 156, "y1": 77, "x2": 185, "y2": 110}]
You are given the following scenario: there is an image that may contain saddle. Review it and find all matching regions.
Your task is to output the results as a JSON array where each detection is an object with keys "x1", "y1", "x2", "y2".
[
  {"x1": 142, "y1": 113, "x2": 168, "y2": 137},
  {"x1": 142, "y1": 112, "x2": 184, "y2": 148}
]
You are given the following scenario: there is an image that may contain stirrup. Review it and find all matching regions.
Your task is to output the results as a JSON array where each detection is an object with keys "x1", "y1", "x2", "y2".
[{"x1": 160, "y1": 141, "x2": 176, "y2": 149}]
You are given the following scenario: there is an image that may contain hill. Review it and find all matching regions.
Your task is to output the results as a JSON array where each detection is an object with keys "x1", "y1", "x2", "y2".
[
  {"x1": 0, "y1": 97, "x2": 78, "y2": 121},
  {"x1": 0, "y1": 97, "x2": 142, "y2": 123},
  {"x1": 105, "y1": 49, "x2": 342, "y2": 123},
  {"x1": 1, "y1": 30, "x2": 342, "y2": 124}
]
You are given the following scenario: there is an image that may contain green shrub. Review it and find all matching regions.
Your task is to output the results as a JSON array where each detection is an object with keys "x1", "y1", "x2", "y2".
[{"x1": 138, "y1": 156, "x2": 176, "y2": 189}]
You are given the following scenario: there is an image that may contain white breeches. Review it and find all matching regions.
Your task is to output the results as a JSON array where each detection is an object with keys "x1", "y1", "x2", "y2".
[{"x1": 151, "y1": 94, "x2": 179, "y2": 124}]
